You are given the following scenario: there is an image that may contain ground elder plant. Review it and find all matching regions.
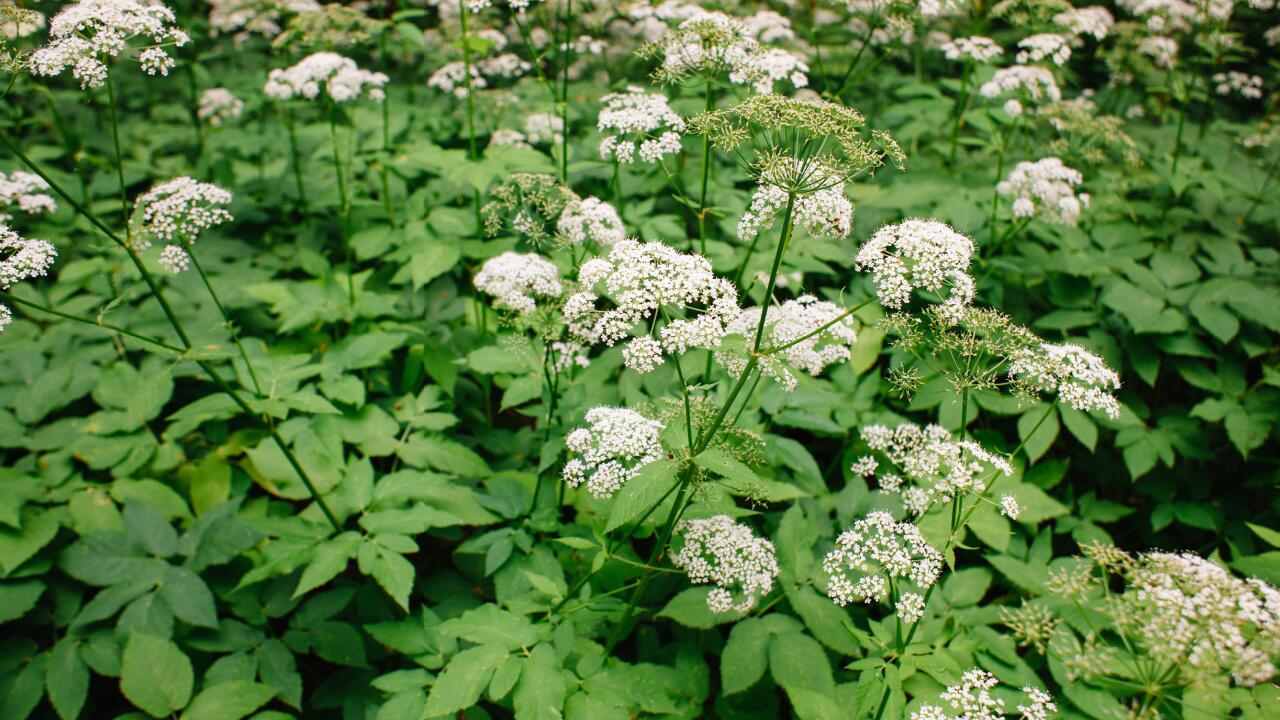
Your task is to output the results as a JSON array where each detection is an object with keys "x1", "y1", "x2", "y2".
[{"x1": 0, "y1": 0, "x2": 1277, "y2": 718}]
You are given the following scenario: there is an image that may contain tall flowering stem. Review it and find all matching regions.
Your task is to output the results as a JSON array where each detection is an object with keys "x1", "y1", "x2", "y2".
[
  {"x1": 283, "y1": 108, "x2": 309, "y2": 211},
  {"x1": 327, "y1": 105, "x2": 355, "y2": 306},
  {"x1": 104, "y1": 73, "x2": 132, "y2": 242},
  {"x1": 696, "y1": 78, "x2": 715, "y2": 254},
  {"x1": 457, "y1": 0, "x2": 482, "y2": 237},
  {"x1": 0, "y1": 129, "x2": 343, "y2": 532},
  {"x1": 558, "y1": 0, "x2": 573, "y2": 183}
]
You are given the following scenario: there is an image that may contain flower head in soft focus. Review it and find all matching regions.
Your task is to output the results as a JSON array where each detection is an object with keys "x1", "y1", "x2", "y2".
[
  {"x1": 523, "y1": 112, "x2": 565, "y2": 145},
  {"x1": 598, "y1": 87, "x2": 686, "y2": 165},
  {"x1": 717, "y1": 295, "x2": 857, "y2": 391},
  {"x1": 557, "y1": 198, "x2": 625, "y2": 246},
  {"x1": 197, "y1": 88, "x2": 245, "y2": 126},
  {"x1": 1016, "y1": 33, "x2": 1072, "y2": 66},
  {"x1": 941, "y1": 36, "x2": 1004, "y2": 63},
  {"x1": 264, "y1": 52, "x2": 388, "y2": 102},
  {"x1": 1054, "y1": 6, "x2": 1114, "y2": 40},
  {"x1": 857, "y1": 422, "x2": 1013, "y2": 516},
  {"x1": 854, "y1": 219, "x2": 976, "y2": 323},
  {"x1": 0, "y1": 171, "x2": 57, "y2": 225},
  {"x1": 428, "y1": 60, "x2": 486, "y2": 98},
  {"x1": 562, "y1": 406, "x2": 664, "y2": 499},
  {"x1": 474, "y1": 252, "x2": 563, "y2": 315},
  {"x1": 1009, "y1": 341, "x2": 1121, "y2": 418},
  {"x1": 1213, "y1": 71, "x2": 1264, "y2": 100},
  {"x1": 979, "y1": 66, "x2": 1062, "y2": 104},
  {"x1": 564, "y1": 238, "x2": 739, "y2": 374},
  {"x1": 1, "y1": 5, "x2": 44, "y2": 39},
  {"x1": 996, "y1": 157, "x2": 1089, "y2": 226},
  {"x1": 672, "y1": 515, "x2": 779, "y2": 614},
  {"x1": 271, "y1": 2, "x2": 383, "y2": 50},
  {"x1": 28, "y1": 0, "x2": 190, "y2": 89},
  {"x1": 206, "y1": 0, "x2": 321, "y2": 44},
  {"x1": 0, "y1": 224, "x2": 57, "y2": 335},
  {"x1": 823, "y1": 511, "x2": 943, "y2": 621},
  {"x1": 1137, "y1": 35, "x2": 1178, "y2": 70},
  {"x1": 911, "y1": 669, "x2": 1057, "y2": 720}
]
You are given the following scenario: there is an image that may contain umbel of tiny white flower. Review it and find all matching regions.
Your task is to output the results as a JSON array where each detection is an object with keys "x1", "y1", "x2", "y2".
[
  {"x1": 737, "y1": 158, "x2": 853, "y2": 242},
  {"x1": 131, "y1": 178, "x2": 233, "y2": 262},
  {"x1": 264, "y1": 52, "x2": 388, "y2": 103},
  {"x1": 28, "y1": 0, "x2": 189, "y2": 89},
  {"x1": 197, "y1": 88, "x2": 245, "y2": 126},
  {"x1": 640, "y1": 11, "x2": 809, "y2": 94},
  {"x1": 716, "y1": 295, "x2": 857, "y2": 392},
  {"x1": 1053, "y1": 6, "x2": 1114, "y2": 41},
  {"x1": 996, "y1": 157, "x2": 1089, "y2": 226},
  {"x1": 473, "y1": 252, "x2": 563, "y2": 315},
  {"x1": 911, "y1": 668, "x2": 1057, "y2": 720},
  {"x1": 941, "y1": 36, "x2": 1004, "y2": 64},
  {"x1": 427, "y1": 60, "x2": 486, "y2": 98},
  {"x1": 1008, "y1": 341, "x2": 1121, "y2": 418},
  {"x1": 206, "y1": 0, "x2": 321, "y2": 44},
  {"x1": 0, "y1": 171, "x2": 57, "y2": 224},
  {"x1": 822, "y1": 511, "x2": 943, "y2": 623},
  {"x1": 855, "y1": 422, "x2": 1014, "y2": 516},
  {"x1": 564, "y1": 238, "x2": 740, "y2": 374},
  {"x1": 1015, "y1": 33, "x2": 1073, "y2": 66},
  {"x1": 853, "y1": 219, "x2": 976, "y2": 324},
  {"x1": 562, "y1": 406, "x2": 664, "y2": 499},
  {"x1": 597, "y1": 87, "x2": 686, "y2": 165},
  {"x1": 1, "y1": 5, "x2": 44, "y2": 40},
  {"x1": 0, "y1": 224, "x2": 58, "y2": 335},
  {"x1": 557, "y1": 198, "x2": 625, "y2": 246},
  {"x1": 979, "y1": 65, "x2": 1062, "y2": 104},
  {"x1": 671, "y1": 515, "x2": 779, "y2": 614}
]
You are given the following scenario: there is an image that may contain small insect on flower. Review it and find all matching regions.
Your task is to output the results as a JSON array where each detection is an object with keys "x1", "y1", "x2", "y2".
[
  {"x1": 1008, "y1": 341, "x2": 1121, "y2": 418},
  {"x1": 28, "y1": 0, "x2": 189, "y2": 89},
  {"x1": 264, "y1": 52, "x2": 388, "y2": 102},
  {"x1": 557, "y1": 197, "x2": 625, "y2": 247},
  {"x1": 562, "y1": 406, "x2": 664, "y2": 499},
  {"x1": 0, "y1": 224, "x2": 57, "y2": 335},
  {"x1": 0, "y1": 171, "x2": 57, "y2": 224},
  {"x1": 671, "y1": 515, "x2": 779, "y2": 614},
  {"x1": 823, "y1": 511, "x2": 943, "y2": 619},
  {"x1": 717, "y1": 295, "x2": 857, "y2": 392},
  {"x1": 473, "y1": 252, "x2": 563, "y2": 315},
  {"x1": 853, "y1": 219, "x2": 976, "y2": 324},
  {"x1": 597, "y1": 87, "x2": 686, "y2": 165},
  {"x1": 996, "y1": 157, "x2": 1089, "y2": 226},
  {"x1": 197, "y1": 88, "x2": 245, "y2": 126},
  {"x1": 132, "y1": 177, "x2": 233, "y2": 253}
]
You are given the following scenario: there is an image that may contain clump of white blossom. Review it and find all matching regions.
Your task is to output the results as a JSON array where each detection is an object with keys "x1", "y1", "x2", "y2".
[
  {"x1": 1, "y1": 4, "x2": 44, "y2": 39},
  {"x1": 488, "y1": 128, "x2": 531, "y2": 150},
  {"x1": 823, "y1": 511, "x2": 943, "y2": 623},
  {"x1": 911, "y1": 668, "x2": 1057, "y2": 720},
  {"x1": 264, "y1": 52, "x2": 388, "y2": 102},
  {"x1": 562, "y1": 406, "x2": 665, "y2": 499},
  {"x1": 132, "y1": 177, "x2": 233, "y2": 263},
  {"x1": 853, "y1": 219, "x2": 976, "y2": 324},
  {"x1": 738, "y1": 159, "x2": 853, "y2": 242},
  {"x1": 645, "y1": 11, "x2": 808, "y2": 94},
  {"x1": 1213, "y1": 71, "x2": 1264, "y2": 100},
  {"x1": 0, "y1": 171, "x2": 56, "y2": 224},
  {"x1": 1054, "y1": 6, "x2": 1114, "y2": 40},
  {"x1": 672, "y1": 515, "x2": 779, "y2": 614},
  {"x1": 597, "y1": 87, "x2": 686, "y2": 165},
  {"x1": 1016, "y1": 33, "x2": 1072, "y2": 66},
  {"x1": 523, "y1": 112, "x2": 565, "y2": 145},
  {"x1": 428, "y1": 61, "x2": 485, "y2": 98},
  {"x1": 855, "y1": 422, "x2": 1014, "y2": 516},
  {"x1": 1138, "y1": 36, "x2": 1178, "y2": 70},
  {"x1": 28, "y1": 0, "x2": 190, "y2": 89},
  {"x1": 476, "y1": 53, "x2": 531, "y2": 80},
  {"x1": 1009, "y1": 342, "x2": 1121, "y2": 418},
  {"x1": 0, "y1": 224, "x2": 57, "y2": 335},
  {"x1": 557, "y1": 198, "x2": 625, "y2": 246},
  {"x1": 717, "y1": 296, "x2": 857, "y2": 392},
  {"x1": 979, "y1": 66, "x2": 1062, "y2": 104},
  {"x1": 996, "y1": 158, "x2": 1089, "y2": 226},
  {"x1": 473, "y1": 252, "x2": 563, "y2": 315},
  {"x1": 197, "y1": 88, "x2": 244, "y2": 126},
  {"x1": 941, "y1": 36, "x2": 1003, "y2": 63},
  {"x1": 564, "y1": 238, "x2": 739, "y2": 374},
  {"x1": 157, "y1": 244, "x2": 190, "y2": 274},
  {"x1": 206, "y1": 0, "x2": 319, "y2": 43}
]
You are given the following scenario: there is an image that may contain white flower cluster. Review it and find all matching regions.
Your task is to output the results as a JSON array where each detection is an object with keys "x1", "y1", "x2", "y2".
[
  {"x1": 918, "y1": 0, "x2": 967, "y2": 17},
  {"x1": 207, "y1": 0, "x2": 319, "y2": 42},
  {"x1": 853, "y1": 219, "x2": 976, "y2": 323},
  {"x1": 1009, "y1": 342, "x2": 1121, "y2": 418},
  {"x1": 979, "y1": 66, "x2": 1062, "y2": 103},
  {"x1": 738, "y1": 160, "x2": 853, "y2": 242},
  {"x1": 672, "y1": 515, "x2": 779, "y2": 614},
  {"x1": 0, "y1": 171, "x2": 56, "y2": 224},
  {"x1": 557, "y1": 198, "x2": 625, "y2": 246},
  {"x1": 911, "y1": 669, "x2": 1057, "y2": 720},
  {"x1": 655, "y1": 11, "x2": 808, "y2": 94},
  {"x1": 1, "y1": 5, "x2": 44, "y2": 39},
  {"x1": 562, "y1": 406, "x2": 665, "y2": 499},
  {"x1": 133, "y1": 177, "x2": 233, "y2": 263},
  {"x1": 1214, "y1": 71, "x2": 1264, "y2": 99},
  {"x1": 28, "y1": 0, "x2": 190, "y2": 89},
  {"x1": 823, "y1": 511, "x2": 943, "y2": 622},
  {"x1": 523, "y1": 112, "x2": 564, "y2": 145},
  {"x1": 427, "y1": 61, "x2": 485, "y2": 98},
  {"x1": 717, "y1": 296, "x2": 857, "y2": 392},
  {"x1": 197, "y1": 88, "x2": 244, "y2": 127},
  {"x1": 1138, "y1": 35, "x2": 1178, "y2": 69},
  {"x1": 157, "y1": 244, "x2": 190, "y2": 274},
  {"x1": 0, "y1": 225, "x2": 57, "y2": 335},
  {"x1": 264, "y1": 52, "x2": 388, "y2": 103},
  {"x1": 597, "y1": 87, "x2": 686, "y2": 165},
  {"x1": 1118, "y1": 0, "x2": 1231, "y2": 34},
  {"x1": 488, "y1": 128, "x2": 531, "y2": 149},
  {"x1": 1054, "y1": 6, "x2": 1115, "y2": 40},
  {"x1": 857, "y1": 422, "x2": 1013, "y2": 516},
  {"x1": 477, "y1": 53, "x2": 531, "y2": 80},
  {"x1": 996, "y1": 157, "x2": 1089, "y2": 226},
  {"x1": 741, "y1": 9, "x2": 794, "y2": 43},
  {"x1": 473, "y1": 252, "x2": 563, "y2": 315},
  {"x1": 1015, "y1": 33, "x2": 1072, "y2": 66},
  {"x1": 564, "y1": 239, "x2": 739, "y2": 374},
  {"x1": 1117, "y1": 553, "x2": 1280, "y2": 687},
  {"x1": 941, "y1": 36, "x2": 1003, "y2": 63}
]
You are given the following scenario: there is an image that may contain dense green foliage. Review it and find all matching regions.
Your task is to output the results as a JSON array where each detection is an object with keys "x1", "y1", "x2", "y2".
[{"x1": 1, "y1": 0, "x2": 1279, "y2": 718}]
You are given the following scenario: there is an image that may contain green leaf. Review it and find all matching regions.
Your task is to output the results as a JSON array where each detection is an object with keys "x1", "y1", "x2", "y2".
[
  {"x1": 1017, "y1": 405, "x2": 1060, "y2": 463},
  {"x1": 767, "y1": 632, "x2": 833, "y2": 694},
  {"x1": 468, "y1": 345, "x2": 536, "y2": 375},
  {"x1": 606, "y1": 460, "x2": 678, "y2": 533},
  {"x1": 120, "y1": 633, "x2": 194, "y2": 718},
  {"x1": 360, "y1": 541, "x2": 415, "y2": 612},
  {"x1": 694, "y1": 449, "x2": 758, "y2": 486},
  {"x1": 656, "y1": 587, "x2": 738, "y2": 629},
  {"x1": 0, "y1": 507, "x2": 62, "y2": 574},
  {"x1": 158, "y1": 567, "x2": 219, "y2": 628},
  {"x1": 424, "y1": 644, "x2": 508, "y2": 717},
  {"x1": 513, "y1": 644, "x2": 564, "y2": 720},
  {"x1": 293, "y1": 531, "x2": 361, "y2": 599},
  {"x1": 45, "y1": 640, "x2": 88, "y2": 720},
  {"x1": 437, "y1": 604, "x2": 546, "y2": 650},
  {"x1": 1058, "y1": 405, "x2": 1097, "y2": 451},
  {"x1": 180, "y1": 682, "x2": 276, "y2": 720},
  {"x1": 1247, "y1": 523, "x2": 1280, "y2": 549},
  {"x1": 0, "y1": 581, "x2": 44, "y2": 624},
  {"x1": 720, "y1": 618, "x2": 770, "y2": 694}
]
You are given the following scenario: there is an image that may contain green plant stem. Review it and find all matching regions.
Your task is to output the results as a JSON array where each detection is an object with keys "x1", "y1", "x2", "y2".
[
  {"x1": 947, "y1": 63, "x2": 972, "y2": 166},
  {"x1": 558, "y1": 0, "x2": 573, "y2": 183},
  {"x1": 457, "y1": 0, "x2": 484, "y2": 238},
  {"x1": 761, "y1": 296, "x2": 873, "y2": 356},
  {"x1": 327, "y1": 106, "x2": 355, "y2": 307},
  {"x1": 104, "y1": 74, "x2": 132, "y2": 244},
  {"x1": 751, "y1": 191, "x2": 797, "y2": 351},
  {"x1": 283, "y1": 109, "x2": 309, "y2": 212},
  {"x1": 696, "y1": 77, "x2": 714, "y2": 255},
  {"x1": 1242, "y1": 151, "x2": 1280, "y2": 223},
  {"x1": 1171, "y1": 99, "x2": 1187, "y2": 174},
  {"x1": 0, "y1": 291, "x2": 183, "y2": 354},
  {"x1": 178, "y1": 238, "x2": 264, "y2": 396}
]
